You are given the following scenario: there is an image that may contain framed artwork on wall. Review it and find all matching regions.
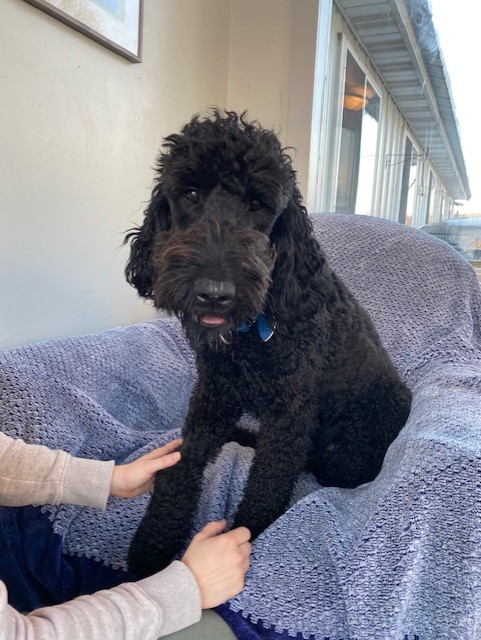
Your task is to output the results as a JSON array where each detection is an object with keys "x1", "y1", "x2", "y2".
[{"x1": 23, "y1": 0, "x2": 143, "y2": 63}]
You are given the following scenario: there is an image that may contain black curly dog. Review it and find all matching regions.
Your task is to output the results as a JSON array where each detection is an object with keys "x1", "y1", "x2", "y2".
[{"x1": 125, "y1": 110, "x2": 412, "y2": 578}]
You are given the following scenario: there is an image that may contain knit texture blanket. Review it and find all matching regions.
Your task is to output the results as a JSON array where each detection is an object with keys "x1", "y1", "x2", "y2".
[{"x1": 1, "y1": 213, "x2": 480, "y2": 639}]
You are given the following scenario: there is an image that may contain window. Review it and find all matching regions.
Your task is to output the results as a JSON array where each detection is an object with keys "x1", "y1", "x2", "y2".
[
  {"x1": 398, "y1": 137, "x2": 418, "y2": 226},
  {"x1": 335, "y1": 51, "x2": 380, "y2": 215},
  {"x1": 440, "y1": 189, "x2": 446, "y2": 219},
  {"x1": 425, "y1": 170, "x2": 435, "y2": 224}
]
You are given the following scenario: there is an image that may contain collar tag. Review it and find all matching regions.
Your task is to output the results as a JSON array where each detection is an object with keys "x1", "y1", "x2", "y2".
[{"x1": 237, "y1": 314, "x2": 276, "y2": 342}]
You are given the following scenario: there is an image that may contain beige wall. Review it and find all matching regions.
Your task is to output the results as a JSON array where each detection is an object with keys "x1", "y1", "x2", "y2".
[
  {"x1": 227, "y1": 0, "x2": 319, "y2": 195},
  {"x1": 227, "y1": 0, "x2": 294, "y2": 132},
  {"x1": 0, "y1": 0, "x2": 318, "y2": 349}
]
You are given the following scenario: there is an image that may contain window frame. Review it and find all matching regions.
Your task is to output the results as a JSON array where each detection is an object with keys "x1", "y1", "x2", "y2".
[
  {"x1": 398, "y1": 133, "x2": 421, "y2": 225},
  {"x1": 332, "y1": 40, "x2": 383, "y2": 216}
]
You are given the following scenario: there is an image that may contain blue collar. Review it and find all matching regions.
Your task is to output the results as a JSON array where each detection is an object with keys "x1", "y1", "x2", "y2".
[{"x1": 237, "y1": 313, "x2": 276, "y2": 342}]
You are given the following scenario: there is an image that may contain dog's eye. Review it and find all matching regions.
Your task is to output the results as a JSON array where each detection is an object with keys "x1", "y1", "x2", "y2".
[
  {"x1": 249, "y1": 199, "x2": 262, "y2": 211},
  {"x1": 184, "y1": 189, "x2": 200, "y2": 203}
]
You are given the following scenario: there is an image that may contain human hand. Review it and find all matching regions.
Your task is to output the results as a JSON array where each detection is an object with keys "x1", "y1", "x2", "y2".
[
  {"x1": 181, "y1": 520, "x2": 252, "y2": 609},
  {"x1": 110, "y1": 439, "x2": 183, "y2": 498}
]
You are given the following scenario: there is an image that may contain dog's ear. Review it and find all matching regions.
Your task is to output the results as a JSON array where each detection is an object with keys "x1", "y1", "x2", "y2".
[
  {"x1": 268, "y1": 184, "x2": 324, "y2": 324},
  {"x1": 124, "y1": 185, "x2": 171, "y2": 299}
]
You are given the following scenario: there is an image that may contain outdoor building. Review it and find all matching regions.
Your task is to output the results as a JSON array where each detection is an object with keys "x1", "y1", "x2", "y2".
[{"x1": 306, "y1": 0, "x2": 470, "y2": 226}]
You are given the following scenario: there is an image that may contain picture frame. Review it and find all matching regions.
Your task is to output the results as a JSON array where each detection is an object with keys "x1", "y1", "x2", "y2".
[{"x1": 23, "y1": 0, "x2": 143, "y2": 63}]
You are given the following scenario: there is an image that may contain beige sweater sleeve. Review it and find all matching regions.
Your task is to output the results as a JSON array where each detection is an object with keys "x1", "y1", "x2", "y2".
[
  {"x1": 0, "y1": 432, "x2": 114, "y2": 509},
  {"x1": 0, "y1": 561, "x2": 201, "y2": 639}
]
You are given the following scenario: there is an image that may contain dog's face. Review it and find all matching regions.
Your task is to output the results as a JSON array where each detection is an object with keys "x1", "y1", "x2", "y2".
[
  {"x1": 126, "y1": 111, "x2": 301, "y2": 349},
  {"x1": 151, "y1": 211, "x2": 276, "y2": 350}
]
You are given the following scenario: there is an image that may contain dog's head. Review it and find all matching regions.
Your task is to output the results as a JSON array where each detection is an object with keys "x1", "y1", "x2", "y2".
[{"x1": 125, "y1": 110, "x2": 322, "y2": 348}]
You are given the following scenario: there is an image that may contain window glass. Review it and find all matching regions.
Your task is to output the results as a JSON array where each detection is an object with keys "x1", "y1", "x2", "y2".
[
  {"x1": 425, "y1": 170, "x2": 435, "y2": 225},
  {"x1": 399, "y1": 137, "x2": 418, "y2": 226},
  {"x1": 335, "y1": 51, "x2": 380, "y2": 215}
]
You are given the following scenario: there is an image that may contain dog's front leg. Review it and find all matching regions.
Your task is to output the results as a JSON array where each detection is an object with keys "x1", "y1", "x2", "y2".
[
  {"x1": 127, "y1": 457, "x2": 205, "y2": 578},
  {"x1": 232, "y1": 409, "x2": 314, "y2": 539},
  {"x1": 128, "y1": 381, "x2": 242, "y2": 578}
]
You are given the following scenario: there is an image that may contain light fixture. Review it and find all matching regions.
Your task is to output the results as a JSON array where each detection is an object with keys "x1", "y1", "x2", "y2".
[{"x1": 343, "y1": 82, "x2": 375, "y2": 111}]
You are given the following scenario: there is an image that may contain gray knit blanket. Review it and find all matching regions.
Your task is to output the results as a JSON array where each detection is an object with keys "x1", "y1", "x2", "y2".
[{"x1": 0, "y1": 213, "x2": 480, "y2": 639}]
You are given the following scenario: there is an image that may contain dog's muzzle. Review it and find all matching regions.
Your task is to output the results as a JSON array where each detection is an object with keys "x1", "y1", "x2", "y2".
[{"x1": 193, "y1": 277, "x2": 236, "y2": 328}]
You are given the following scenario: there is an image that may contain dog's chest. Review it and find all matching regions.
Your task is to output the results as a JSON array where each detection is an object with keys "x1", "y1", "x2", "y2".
[
  {"x1": 234, "y1": 353, "x2": 276, "y2": 409},
  {"x1": 227, "y1": 334, "x2": 310, "y2": 412}
]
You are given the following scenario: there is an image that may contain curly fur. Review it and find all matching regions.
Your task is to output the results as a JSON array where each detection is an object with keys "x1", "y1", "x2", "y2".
[{"x1": 125, "y1": 110, "x2": 412, "y2": 577}]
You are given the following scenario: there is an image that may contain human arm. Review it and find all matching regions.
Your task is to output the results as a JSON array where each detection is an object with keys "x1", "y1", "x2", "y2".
[
  {"x1": 1, "y1": 561, "x2": 200, "y2": 639},
  {"x1": 0, "y1": 521, "x2": 251, "y2": 639},
  {"x1": 0, "y1": 432, "x2": 182, "y2": 509},
  {"x1": 0, "y1": 431, "x2": 114, "y2": 509}
]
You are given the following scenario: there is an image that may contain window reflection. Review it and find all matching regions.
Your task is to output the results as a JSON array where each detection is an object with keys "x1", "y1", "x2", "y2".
[{"x1": 335, "y1": 51, "x2": 380, "y2": 215}]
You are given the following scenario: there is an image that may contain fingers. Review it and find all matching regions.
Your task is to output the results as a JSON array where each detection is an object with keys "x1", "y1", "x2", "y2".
[
  {"x1": 194, "y1": 522, "x2": 252, "y2": 552},
  {"x1": 239, "y1": 540, "x2": 252, "y2": 560},
  {"x1": 224, "y1": 526, "x2": 251, "y2": 546},
  {"x1": 194, "y1": 520, "x2": 227, "y2": 541},
  {"x1": 149, "y1": 450, "x2": 181, "y2": 471},
  {"x1": 140, "y1": 439, "x2": 183, "y2": 460},
  {"x1": 138, "y1": 439, "x2": 183, "y2": 474},
  {"x1": 234, "y1": 538, "x2": 252, "y2": 564}
]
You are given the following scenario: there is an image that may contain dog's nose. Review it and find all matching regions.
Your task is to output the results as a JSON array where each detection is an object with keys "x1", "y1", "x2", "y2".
[{"x1": 194, "y1": 278, "x2": 236, "y2": 305}]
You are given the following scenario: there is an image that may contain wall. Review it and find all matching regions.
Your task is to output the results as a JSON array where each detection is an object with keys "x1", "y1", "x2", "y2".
[
  {"x1": 0, "y1": 0, "x2": 230, "y2": 348},
  {"x1": 227, "y1": 0, "x2": 294, "y2": 134},
  {"x1": 0, "y1": 0, "x2": 319, "y2": 349},
  {"x1": 227, "y1": 0, "x2": 320, "y2": 197}
]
